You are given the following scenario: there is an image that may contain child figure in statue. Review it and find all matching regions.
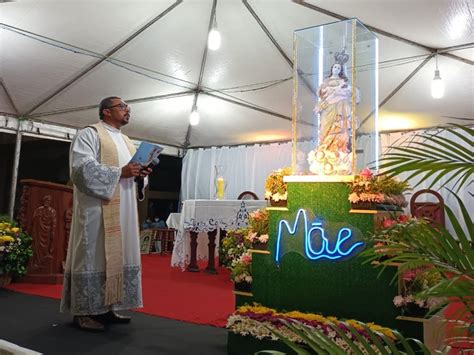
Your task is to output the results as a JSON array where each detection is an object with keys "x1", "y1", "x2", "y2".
[{"x1": 308, "y1": 49, "x2": 358, "y2": 176}]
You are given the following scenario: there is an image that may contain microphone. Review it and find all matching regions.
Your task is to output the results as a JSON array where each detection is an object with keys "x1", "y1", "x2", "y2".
[
  {"x1": 134, "y1": 157, "x2": 160, "y2": 182},
  {"x1": 136, "y1": 157, "x2": 160, "y2": 201}
]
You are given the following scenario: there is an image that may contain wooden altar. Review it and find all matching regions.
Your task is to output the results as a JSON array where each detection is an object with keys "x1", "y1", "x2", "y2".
[{"x1": 17, "y1": 179, "x2": 73, "y2": 284}]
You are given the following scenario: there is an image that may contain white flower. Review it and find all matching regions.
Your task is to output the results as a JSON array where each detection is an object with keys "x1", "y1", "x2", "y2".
[
  {"x1": 393, "y1": 295, "x2": 406, "y2": 307},
  {"x1": 245, "y1": 275, "x2": 252, "y2": 283}
]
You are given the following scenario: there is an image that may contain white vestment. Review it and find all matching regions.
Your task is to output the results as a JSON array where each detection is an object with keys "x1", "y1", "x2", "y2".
[{"x1": 60, "y1": 122, "x2": 143, "y2": 315}]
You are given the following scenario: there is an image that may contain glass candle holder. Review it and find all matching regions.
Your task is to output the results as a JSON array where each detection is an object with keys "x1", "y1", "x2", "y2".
[{"x1": 214, "y1": 165, "x2": 226, "y2": 200}]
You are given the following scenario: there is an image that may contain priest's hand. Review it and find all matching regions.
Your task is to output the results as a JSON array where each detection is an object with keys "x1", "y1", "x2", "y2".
[
  {"x1": 139, "y1": 167, "x2": 152, "y2": 178},
  {"x1": 121, "y1": 163, "x2": 141, "y2": 178}
]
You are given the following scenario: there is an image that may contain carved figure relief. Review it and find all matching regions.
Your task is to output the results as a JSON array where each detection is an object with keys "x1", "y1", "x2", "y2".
[{"x1": 31, "y1": 195, "x2": 57, "y2": 271}]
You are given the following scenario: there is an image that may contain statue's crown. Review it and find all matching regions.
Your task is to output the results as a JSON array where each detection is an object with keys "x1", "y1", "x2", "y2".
[{"x1": 334, "y1": 49, "x2": 349, "y2": 65}]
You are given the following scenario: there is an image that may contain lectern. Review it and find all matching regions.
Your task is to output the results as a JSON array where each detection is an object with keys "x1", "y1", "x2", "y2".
[{"x1": 17, "y1": 179, "x2": 73, "y2": 284}]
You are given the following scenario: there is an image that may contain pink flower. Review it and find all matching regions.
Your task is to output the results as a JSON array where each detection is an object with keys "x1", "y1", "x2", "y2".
[
  {"x1": 382, "y1": 219, "x2": 396, "y2": 229},
  {"x1": 247, "y1": 232, "x2": 257, "y2": 242},
  {"x1": 360, "y1": 168, "x2": 373, "y2": 180},
  {"x1": 393, "y1": 295, "x2": 406, "y2": 307},
  {"x1": 402, "y1": 269, "x2": 417, "y2": 281},
  {"x1": 398, "y1": 214, "x2": 409, "y2": 223},
  {"x1": 348, "y1": 193, "x2": 360, "y2": 203},
  {"x1": 241, "y1": 254, "x2": 252, "y2": 265}
]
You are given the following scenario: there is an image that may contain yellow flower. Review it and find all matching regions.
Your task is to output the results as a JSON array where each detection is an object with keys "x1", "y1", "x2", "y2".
[
  {"x1": 367, "y1": 322, "x2": 396, "y2": 340},
  {"x1": 0, "y1": 235, "x2": 15, "y2": 243},
  {"x1": 11, "y1": 227, "x2": 20, "y2": 233}
]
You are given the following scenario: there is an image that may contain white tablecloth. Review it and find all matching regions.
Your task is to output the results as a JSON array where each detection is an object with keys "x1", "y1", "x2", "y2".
[
  {"x1": 166, "y1": 213, "x2": 181, "y2": 230},
  {"x1": 171, "y1": 199, "x2": 268, "y2": 270}
]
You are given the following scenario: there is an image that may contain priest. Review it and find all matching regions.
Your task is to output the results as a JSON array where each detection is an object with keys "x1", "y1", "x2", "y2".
[{"x1": 60, "y1": 96, "x2": 152, "y2": 332}]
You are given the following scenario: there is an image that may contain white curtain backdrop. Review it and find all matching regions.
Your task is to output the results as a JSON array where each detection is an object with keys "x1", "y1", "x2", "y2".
[
  {"x1": 180, "y1": 142, "x2": 291, "y2": 201},
  {"x1": 181, "y1": 127, "x2": 472, "y2": 235}
]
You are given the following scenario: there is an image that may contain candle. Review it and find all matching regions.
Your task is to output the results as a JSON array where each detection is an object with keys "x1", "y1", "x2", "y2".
[{"x1": 216, "y1": 177, "x2": 225, "y2": 199}]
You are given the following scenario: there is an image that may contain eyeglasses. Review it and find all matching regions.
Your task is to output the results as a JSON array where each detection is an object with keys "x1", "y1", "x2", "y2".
[{"x1": 105, "y1": 102, "x2": 130, "y2": 111}]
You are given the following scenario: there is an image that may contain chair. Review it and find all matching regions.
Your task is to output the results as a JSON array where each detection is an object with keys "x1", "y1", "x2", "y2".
[
  {"x1": 150, "y1": 228, "x2": 176, "y2": 255},
  {"x1": 237, "y1": 191, "x2": 259, "y2": 200},
  {"x1": 410, "y1": 189, "x2": 445, "y2": 228}
]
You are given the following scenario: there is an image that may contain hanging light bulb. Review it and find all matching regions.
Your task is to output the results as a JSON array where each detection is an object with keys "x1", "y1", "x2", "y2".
[
  {"x1": 431, "y1": 54, "x2": 445, "y2": 99},
  {"x1": 208, "y1": 16, "x2": 221, "y2": 50},
  {"x1": 189, "y1": 109, "x2": 200, "y2": 126}
]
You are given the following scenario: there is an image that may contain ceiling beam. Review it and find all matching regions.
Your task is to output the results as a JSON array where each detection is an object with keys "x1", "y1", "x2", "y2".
[
  {"x1": 293, "y1": 0, "x2": 471, "y2": 66},
  {"x1": 242, "y1": 0, "x2": 293, "y2": 67},
  {"x1": 189, "y1": 137, "x2": 291, "y2": 149},
  {"x1": 28, "y1": 91, "x2": 195, "y2": 119},
  {"x1": 183, "y1": 0, "x2": 218, "y2": 149},
  {"x1": 242, "y1": 0, "x2": 316, "y2": 100},
  {"x1": 23, "y1": 0, "x2": 183, "y2": 116},
  {"x1": 203, "y1": 91, "x2": 292, "y2": 121},
  {"x1": 202, "y1": 91, "x2": 315, "y2": 129},
  {"x1": 359, "y1": 54, "x2": 434, "y2": 129},
  {"x1": 0, "y1": 79, "x2": 19, "y2": 115}
]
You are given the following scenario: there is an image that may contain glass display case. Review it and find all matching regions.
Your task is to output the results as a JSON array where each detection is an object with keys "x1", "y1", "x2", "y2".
[{"x1": 292, "y1": 19, "x2": 378, "y2": 180}]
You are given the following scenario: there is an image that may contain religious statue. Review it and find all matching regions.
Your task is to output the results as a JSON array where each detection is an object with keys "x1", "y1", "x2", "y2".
[
  {"x1": 31, "y1": 195, "x2": 57, "y2": 271},
  {"x1": 307, "y1": 49, "x2": 359, "y2": 176}
]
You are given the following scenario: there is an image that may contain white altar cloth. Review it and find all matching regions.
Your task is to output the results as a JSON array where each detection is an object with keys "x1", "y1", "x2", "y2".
[{"x1": 171, "y1": 199, "x2": 267, "y2": 270}]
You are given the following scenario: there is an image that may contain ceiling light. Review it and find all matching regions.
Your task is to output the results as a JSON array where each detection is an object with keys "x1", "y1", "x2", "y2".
[
  {"x1": 431, "y1": 54, "x2": 444, "y2": 99},
  {"x1": 208, "y1": 15, "x2": 221, "y2": 50},
  {"x1": 189, "y1": 109, "x2": 200, "y2": 126}
]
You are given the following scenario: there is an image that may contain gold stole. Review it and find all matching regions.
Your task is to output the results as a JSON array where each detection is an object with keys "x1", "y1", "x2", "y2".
[{"x1": 90, "y1": 123, "x2": 136, "y2": 306}]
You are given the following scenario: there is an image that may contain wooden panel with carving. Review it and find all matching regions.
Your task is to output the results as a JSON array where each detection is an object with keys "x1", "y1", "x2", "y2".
[{"x1": 17, "y1": 179, "x2": 73, "y2": 284}]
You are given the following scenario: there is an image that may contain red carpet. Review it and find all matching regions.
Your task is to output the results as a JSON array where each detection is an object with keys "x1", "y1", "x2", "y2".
[{"x1": 4, "y1": 255, "x2": 235, "y2": 327}]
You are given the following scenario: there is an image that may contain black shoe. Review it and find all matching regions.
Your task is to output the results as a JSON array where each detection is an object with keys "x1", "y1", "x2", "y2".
[
  {"x1": 102, "y1": 310, "x2": 132, "y2": 324},
  {"x1": 73, "y1": 316, "x2": 106, "y2": 332}
]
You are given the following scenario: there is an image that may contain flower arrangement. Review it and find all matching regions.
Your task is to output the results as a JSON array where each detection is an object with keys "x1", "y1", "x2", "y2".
[
  {"x1": 348, "y1": 168, "x2": 410, "y2": 208},
  {"x1": 0, "y1": 216, "x2": 33, "y2": 281},
  {"x1": 227, "y1": 304, "x2": 396, "y2": 352},
  {"x1": 220, "y1": 209, "x2": 269, "y2": 288},
  {"x1": 393, "y1": 267, "x2": 444, "y2": 316},
  {"x1": 245, "y1": 209, "x2": 269, "y2": 249},
  {"x1": 264, "y1": 167, "x2": 292, "y2": 204},
  {"x1": 219, "y1": 229, "x2": 251, "y2": 268},
  {"x1": 230, "y1": 251, "x2": 252, "y2": 286}
]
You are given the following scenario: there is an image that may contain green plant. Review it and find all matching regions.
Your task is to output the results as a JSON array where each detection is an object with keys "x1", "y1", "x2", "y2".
[{"x1": 0, "y1": 216, "x2": 33, "y2": 279}]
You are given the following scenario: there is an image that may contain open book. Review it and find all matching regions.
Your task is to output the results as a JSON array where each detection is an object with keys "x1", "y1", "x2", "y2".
[{"x1": 130, "y1": 142, "x2": 163, "y2": 166}]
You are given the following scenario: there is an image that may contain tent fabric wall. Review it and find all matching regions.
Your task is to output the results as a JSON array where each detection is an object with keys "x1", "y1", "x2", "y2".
[{"x1": 180, "y1": 142, "x2": 292, "y2": 201}]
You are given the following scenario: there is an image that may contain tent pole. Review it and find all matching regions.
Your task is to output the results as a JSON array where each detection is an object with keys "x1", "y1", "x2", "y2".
[{"x1": 8, "y1": 126, "x2": 22, "y2": 220}]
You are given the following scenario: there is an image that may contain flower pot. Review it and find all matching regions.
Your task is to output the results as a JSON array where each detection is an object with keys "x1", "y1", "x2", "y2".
[
  {"x1": 0, "y1": 274, "x2": 12, "y2": 287},
  {"x1": 251, "y1": 242, "x2": 267, "y2": 251},
  {"x1": 234, "y1": 281, "x2": 252, "y2": 292},
  {"x1": 351, "y1": 202, "x2": 376, "y2": 210},
  {"x1": 269, "y1": 198, "x2": 287, "y2": 208},
  {"x1": 402, "y1": 303, "x2": 428, "y2": 318}
]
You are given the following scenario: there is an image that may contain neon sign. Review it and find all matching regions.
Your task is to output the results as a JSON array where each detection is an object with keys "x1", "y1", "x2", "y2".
[{"x1": 275, "y1": 209, "x2": 364, "y2": 264}]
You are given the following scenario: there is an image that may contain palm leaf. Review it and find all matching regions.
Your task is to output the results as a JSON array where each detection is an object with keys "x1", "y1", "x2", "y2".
[
  {"x1": 265, "y1": 318, "x2": 431, "y2": 354},
  {"x1": 263, "y1": 324, "x2": 312, "y2": 355},
  {"x1": 379, "y1": 125, "x2": 473, "y2": 192}
]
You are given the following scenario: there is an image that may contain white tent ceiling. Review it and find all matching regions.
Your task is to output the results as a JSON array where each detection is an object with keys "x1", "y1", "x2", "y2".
[{"x1": 0, "y1": 0, "x2": 472, "y2": 149}]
